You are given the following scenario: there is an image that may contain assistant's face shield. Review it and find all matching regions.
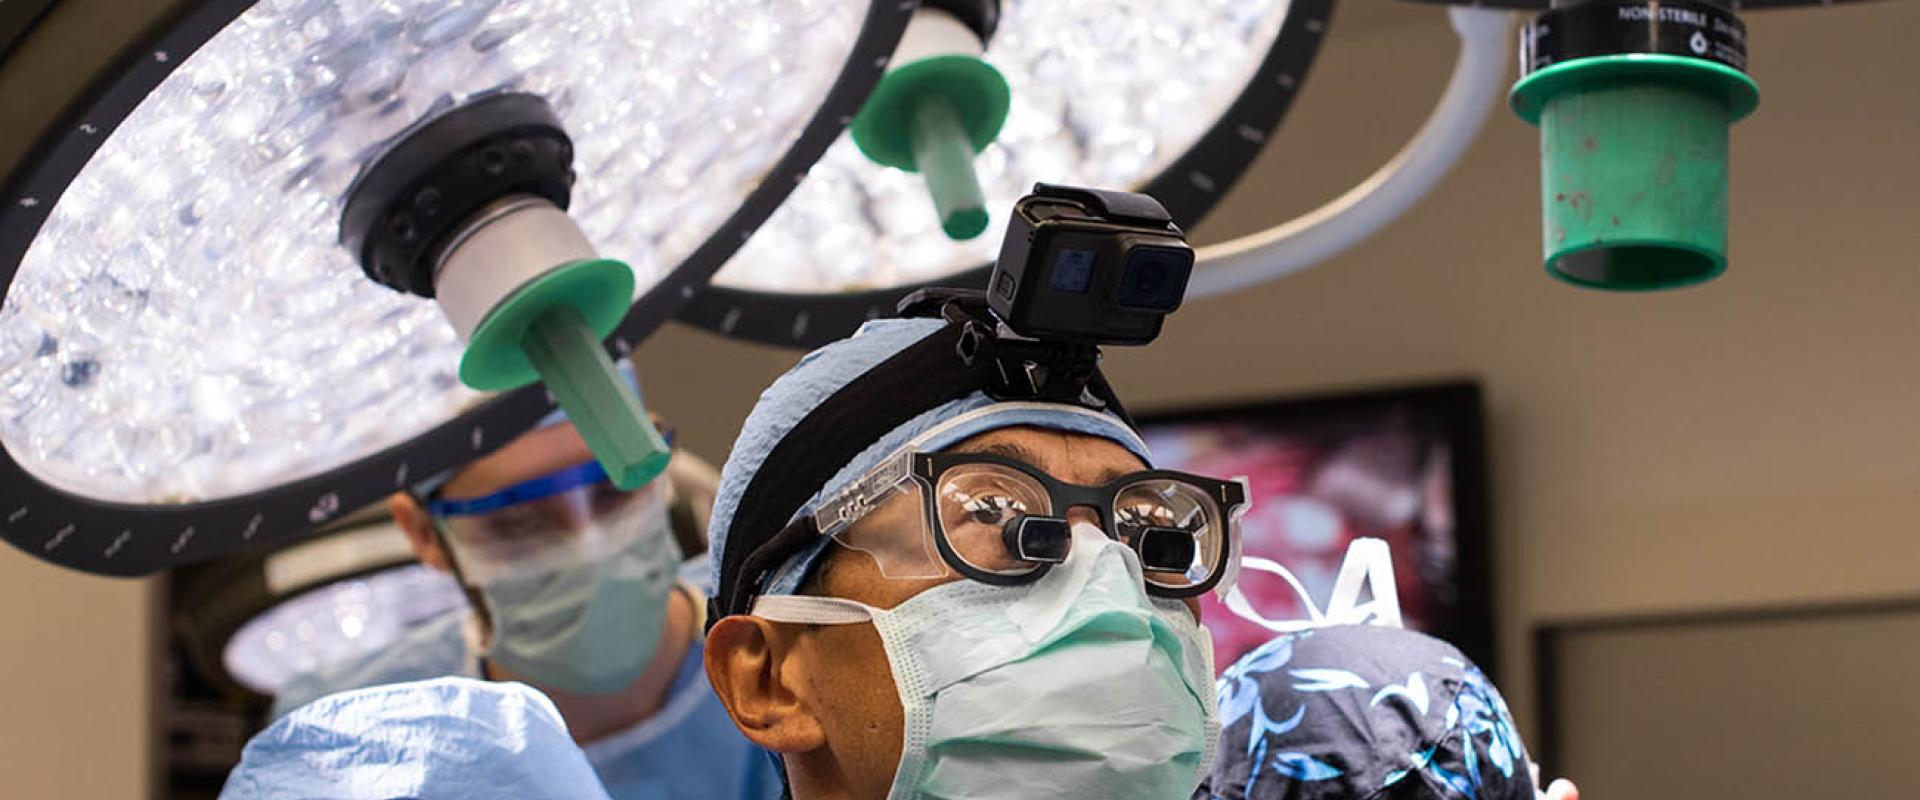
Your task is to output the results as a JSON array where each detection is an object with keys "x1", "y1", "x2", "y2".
[
  {"x1": 809, "y1": 447, "x2": 1248, "y2": 598},
  {"x1": 426, "y1": 445, "x2": 675, "y2": 586}
]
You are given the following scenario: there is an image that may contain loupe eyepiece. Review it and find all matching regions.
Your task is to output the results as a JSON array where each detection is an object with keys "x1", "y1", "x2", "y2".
[
  {"x1": 1134, "y1": 526, "x2": 1197, "y2": 574},
  {"x1": 1004, "y1": 515, "x2": 1072, "y2": 564}
]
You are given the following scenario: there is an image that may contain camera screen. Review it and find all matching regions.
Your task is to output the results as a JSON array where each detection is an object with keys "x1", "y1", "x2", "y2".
[{"x1": 1049, "y1": 248, "x2": 1097, "y2": 294}]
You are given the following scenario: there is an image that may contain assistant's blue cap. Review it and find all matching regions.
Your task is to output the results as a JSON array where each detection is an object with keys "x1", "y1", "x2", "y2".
[
  {"x1": 219, "y1": 677, "x2": 612, "y2": 800},
  {"x1": 705, "y1": 317, "x2": 1148, "y2": 598}
]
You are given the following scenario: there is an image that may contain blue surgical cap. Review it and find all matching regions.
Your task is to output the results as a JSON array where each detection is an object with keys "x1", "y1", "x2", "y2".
[
  {"x1": 219, "y1": 677, "x2": 612, "y2": 800},
  {"x1": 705, "y1": 317, "x2": 1149, "y2": 598}
]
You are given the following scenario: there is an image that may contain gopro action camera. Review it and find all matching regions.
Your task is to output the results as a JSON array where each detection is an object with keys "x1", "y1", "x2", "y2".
[{"x1": 986, "y1": 183, "x2": 1195, "y2": 346}]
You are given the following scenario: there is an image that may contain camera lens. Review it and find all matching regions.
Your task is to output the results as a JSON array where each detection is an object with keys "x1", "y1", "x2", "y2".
[{"x1": 1116, "y1": 246, "x2": 1193, "y2": 312}]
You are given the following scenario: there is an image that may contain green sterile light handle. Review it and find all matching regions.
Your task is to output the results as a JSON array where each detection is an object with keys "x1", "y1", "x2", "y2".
[
  {"x1": 910, "y1": 97, "x2": 989, "y2": 241},
  {"x1": 520, "y1": 305, "x2": 670, "y2": 490}
]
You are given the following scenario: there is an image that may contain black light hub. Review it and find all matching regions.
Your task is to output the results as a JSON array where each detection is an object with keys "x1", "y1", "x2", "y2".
[
  {"x1": 923, "y1": 0, "x2": 1000, "y2": 43},
  {"x1": 339, "y1": 93, "x2": 574, "y2": 299}
]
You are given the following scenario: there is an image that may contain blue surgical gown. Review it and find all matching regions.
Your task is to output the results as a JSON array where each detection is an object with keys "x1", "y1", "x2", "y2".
[
  {"x1": 267, "y1": 607, "x2": 782, "y2": 800},
  {"x1": 223, "y1": 677, "x2": 614, "y2": 800}
]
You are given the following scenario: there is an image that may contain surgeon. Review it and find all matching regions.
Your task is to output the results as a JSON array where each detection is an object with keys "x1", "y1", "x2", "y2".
[
  {"x1": 264, "y1": 366, "x2": 781, "y2": 800},
  {"x1": 701, "y1": 311, "x2": 1246, "y2": 799}
]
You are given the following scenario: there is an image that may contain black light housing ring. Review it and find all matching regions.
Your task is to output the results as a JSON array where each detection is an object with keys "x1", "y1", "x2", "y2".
[
  {"x1": 675, "y1": 0, "x2": 1336, "y2": 350},
  {"x1": 0, "y1": 0, "x2": 914, "y2": 576}
]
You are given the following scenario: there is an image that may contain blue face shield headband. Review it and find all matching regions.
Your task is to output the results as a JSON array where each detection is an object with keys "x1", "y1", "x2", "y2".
[
  {"x1": 423, "y1": 430, "x2": 676, "y2": 587},
  {"x1": 425, "y1": 429, "x2": 676, "y2": 518}
]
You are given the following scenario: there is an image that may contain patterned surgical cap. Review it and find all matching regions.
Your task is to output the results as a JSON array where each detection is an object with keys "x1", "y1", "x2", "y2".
[{"x1": 1196, "y1": 624, "x2": 1536, "y2": 800}]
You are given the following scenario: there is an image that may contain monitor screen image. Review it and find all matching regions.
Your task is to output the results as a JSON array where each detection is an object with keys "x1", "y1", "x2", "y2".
[{"x1": 1137, "y1": 382, "x2": 1494, "y2": 675}]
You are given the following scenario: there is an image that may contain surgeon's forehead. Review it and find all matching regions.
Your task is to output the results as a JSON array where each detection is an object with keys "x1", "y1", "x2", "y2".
[
  {"x1": 439, "y1": 421, "x2": 594, "y2": 501},
  {"x1": 945, "y1": 426, "x2": 1146, "y2": 485}
]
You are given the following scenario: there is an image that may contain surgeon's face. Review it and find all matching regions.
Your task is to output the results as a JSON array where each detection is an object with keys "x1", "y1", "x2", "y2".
[
  {"x1": 708, "y1": 425, "x2": 1200, "y2": 799},
  {"x1": 388, "y1": 420, "x2": 600, "y2": 573}
]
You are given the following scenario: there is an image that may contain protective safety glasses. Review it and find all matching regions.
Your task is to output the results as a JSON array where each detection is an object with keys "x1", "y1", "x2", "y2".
[
  {"x1": 427, "y1": 448, "x2": 673, "y2": 585},
  {"x1": 811, "y1": 450, "x2": 1247, "y2": 598}
]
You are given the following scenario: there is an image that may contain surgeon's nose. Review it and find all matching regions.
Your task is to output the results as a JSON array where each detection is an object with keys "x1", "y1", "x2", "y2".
[{"x1": 1064, "y1": 506, "x2": 1103, "y2": 530}]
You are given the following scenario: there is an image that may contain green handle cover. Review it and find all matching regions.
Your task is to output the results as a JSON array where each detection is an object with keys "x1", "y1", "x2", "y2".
[
  {"x1": 1539, "y1": 81, "x2": 1730, "y2": 290},
  {"x1": 910, "y1": 97, "x2": 990, "y2": 240},
  {"x1": 520, "y1": 305, "x2": 670, "y2": 490},
  {"x1": 1512, "y1": 55, "x2": 1759, "y2": 291},
  {"x1": 849, "y1": 54, "x2": 1009, "y2": 242}
]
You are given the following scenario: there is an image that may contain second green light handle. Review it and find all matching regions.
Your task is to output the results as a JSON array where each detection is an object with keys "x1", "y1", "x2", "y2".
[
  {"x1": 910, "y1": 97, "x2": 990, "y2": 241},
  {"x1": 520, "y1": 305, "x2": 671, "y2": 491}
]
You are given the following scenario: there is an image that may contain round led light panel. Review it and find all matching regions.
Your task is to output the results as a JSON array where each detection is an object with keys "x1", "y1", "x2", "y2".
[
  {"x1": 222, "y1": 562, "x2": 467, "y2": 695},
  {"x1": 0, "y1": 0, "x2": 867, "y2": 503},
  {"x1": 711, "y1": 0, "x2": 1297, "y2": 295}
]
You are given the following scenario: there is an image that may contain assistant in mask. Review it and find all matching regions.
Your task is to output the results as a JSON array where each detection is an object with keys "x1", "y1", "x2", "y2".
[
  {"x1": 702, "y1": 316, "x2": 1249, "y2": 800},
  {"x1": 259, "y1": 364, "x2": 782, "y2": 800}
]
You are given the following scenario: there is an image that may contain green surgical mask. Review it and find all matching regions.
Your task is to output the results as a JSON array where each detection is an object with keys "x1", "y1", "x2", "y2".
[{"x1": 453, "y1": 480, "x2": 682, "y2": 695}]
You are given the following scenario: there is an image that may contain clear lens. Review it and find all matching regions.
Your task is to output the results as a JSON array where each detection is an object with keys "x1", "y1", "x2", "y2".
[
  {"x1": 0, "y1": 0, "x2": 864, "y2": 503},
  {"x1": 439, "y1": 476, "x2": 668, "y2": 585},
  {"x1": 933, "y1": 463, "x2": 1053, "y2": 576},
  {"x1": 1114, "y1": 479, "x2": 1222, "y2": 589},
  {"x1": 826, "y1": 477, "x2": 950, "y2": 581}
]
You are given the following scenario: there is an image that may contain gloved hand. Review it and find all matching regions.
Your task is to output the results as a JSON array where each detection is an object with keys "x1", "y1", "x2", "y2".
[{"x1": 1531, "y1": 763, "x2": 1580, "y2": 800}]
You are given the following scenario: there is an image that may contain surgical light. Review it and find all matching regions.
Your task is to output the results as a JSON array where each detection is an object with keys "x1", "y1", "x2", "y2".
[
  {"x1": 171, "y1": 513, "x2": 467, "y2": 697},
  {"x1": 223, "y1": 564, "x2": 464, "y2": 696},
  {"x1": 0, "y1": 0, "x2": 912, "y2": 575},
  {"x1": 687, "y1": 0, "x2": 1333, "y2": 347}
]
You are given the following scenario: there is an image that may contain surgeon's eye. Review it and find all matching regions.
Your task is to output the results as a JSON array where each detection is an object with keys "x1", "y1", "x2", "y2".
[{"x1": 961, "y1": 494, "x2": 1027, "y2": 526}]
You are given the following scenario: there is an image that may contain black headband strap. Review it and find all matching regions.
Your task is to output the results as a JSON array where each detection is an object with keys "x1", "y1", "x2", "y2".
[
  {"x1": 715, "y1": 324, "x2": 973, "y2": 617},
  {"x1": 711, "y1": 322, "x2": 1132, "y2": 620}
]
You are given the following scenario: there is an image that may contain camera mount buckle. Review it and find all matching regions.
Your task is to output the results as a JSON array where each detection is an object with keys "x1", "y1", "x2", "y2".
[{"x1": 897, "y1": 288, "x2": 1109, "y2": 411}]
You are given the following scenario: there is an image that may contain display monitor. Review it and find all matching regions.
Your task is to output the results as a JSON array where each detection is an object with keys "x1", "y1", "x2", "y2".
[{"x1": 1137, "y1": 381, "x2": 1494, "y2": 674}]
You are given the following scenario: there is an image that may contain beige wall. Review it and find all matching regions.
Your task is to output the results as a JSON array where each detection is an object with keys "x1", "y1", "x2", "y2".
[
  {"x1": 0, "y1": 551, "x2": 156, "y2": 799},
  {"x1": 1, "y1": 0, "x2": 1916, "y2": 795}
]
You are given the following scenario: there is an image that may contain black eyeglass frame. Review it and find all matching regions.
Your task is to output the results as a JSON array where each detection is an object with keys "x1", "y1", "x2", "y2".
[
  {"x1": 720, "y1": 450, "x2": 1247, "y2": 620},
  {"x1": 909, "y1": 452, "x2": 1245, "y2": 596}
]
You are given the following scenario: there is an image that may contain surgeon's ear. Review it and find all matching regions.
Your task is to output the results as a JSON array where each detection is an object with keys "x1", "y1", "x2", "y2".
[
  {"x1": 388, "y1": 493, "x2": 453, "y2": 573},
  {"x1": 705, "y1": 616, "x2": 827, "y2": 754}
]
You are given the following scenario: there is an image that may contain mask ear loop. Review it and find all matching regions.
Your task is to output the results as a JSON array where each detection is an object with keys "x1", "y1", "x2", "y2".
[
  {"x1": 750, "y1": 594, "x2": 875, "y2": 626},
  {"x1": 1221, "y1": 537, "x2": 1407, "y2": 633},
  {"x1": 1222, "y1": 556, "x2": 1325, "y2": 633}
]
